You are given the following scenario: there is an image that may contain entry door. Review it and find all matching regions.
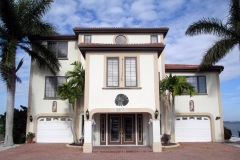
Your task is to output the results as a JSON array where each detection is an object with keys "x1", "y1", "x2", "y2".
[{"x1": 108, "y1": 114, "x2": 135, "y2": 145}]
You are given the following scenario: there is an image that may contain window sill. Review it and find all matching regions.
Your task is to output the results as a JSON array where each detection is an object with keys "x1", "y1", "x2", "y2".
[
  {"x1": 43, "y1": 97, "x2": 62, "y2": 100},
  {"x1": 195, "y1": 93, "x2": 208, "y2": 95},
  {"x1": 102, "y1": 87, "x2": 142, "y2": 90},
  {"x1": 58, "y1": 58, "x2": 68, "y2": 60},
  {"x1": 181, "y1": 93, "x2": 208, "y2": 96}
]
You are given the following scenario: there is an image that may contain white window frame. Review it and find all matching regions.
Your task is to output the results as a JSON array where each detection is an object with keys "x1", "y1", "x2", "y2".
[
  {"x1": 125, "y1": 57, "x2": 137, "y2": 87},
  {"x1": 107, "y1": 57, "x2": 119, "y2": 87},
  {"x1": 84, "y1": 35, "x2": 91, "y2": 43}
]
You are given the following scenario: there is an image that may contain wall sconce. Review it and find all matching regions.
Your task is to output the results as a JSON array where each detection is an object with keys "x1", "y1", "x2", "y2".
[
  {"x1": 155, "y1": 109, "x2": 159, "y2": 119},
  {"x1": 148, "y1": 119, "x2": 153, "y2": 125},
  {"x1": 29, "y1": 115, "x2": 33, "y2": 122},
  {"x1": 92, "y1": 119, "x2": 96, "y2": 126},
  {"x1": 86, "y1": 109, "x2": 89, "y2": 120},
  {"x1": 215, "y1": 116, "x2": 221, "y2": 120}
]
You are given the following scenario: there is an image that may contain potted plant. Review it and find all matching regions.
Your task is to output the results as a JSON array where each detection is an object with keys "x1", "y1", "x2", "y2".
[
  {"x1": 26, "y1": 132, "x2": 35, "y2": 143},
  {"x1": 161, "y1": 134, "x2": 171, "y2": 145}
]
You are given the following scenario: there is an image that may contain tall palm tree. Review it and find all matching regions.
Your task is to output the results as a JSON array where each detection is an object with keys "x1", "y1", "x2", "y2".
[
  {"x1": 58, "y1": 61, "x2": 85, "y2": 144},
  {"x1": 186, "y1": 0, "x2": 240, "y2": 67},
  {"x1": 0, "y1": 0, "x2": 60, "y2": 146},
  {"x1": 160, "y1": 74, "x2": 195, "y2": 143}
]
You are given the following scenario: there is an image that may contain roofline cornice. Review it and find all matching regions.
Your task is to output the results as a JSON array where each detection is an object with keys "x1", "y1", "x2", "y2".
[
  {"x1": 165, "y1": 65, "x2": 224, "y2": 73},
  {"x1": 78, "y1": 44, "x2": 165, "y2": 58},
  {"x1": 73, "y1": 27, "x2": 169, "y2": 37},
  {"x1": 38, "y1": 35, "x2": 77, "y2": 41}
]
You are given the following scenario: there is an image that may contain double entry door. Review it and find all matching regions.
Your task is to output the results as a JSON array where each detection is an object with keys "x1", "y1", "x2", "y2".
[{"x1": 109, "y1": 114, "x2": 135, "y2": 145}]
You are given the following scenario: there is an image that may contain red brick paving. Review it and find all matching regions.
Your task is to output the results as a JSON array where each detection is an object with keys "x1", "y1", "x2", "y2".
[{"x1": 0, "y1": 143, "x2": 240, "y2": 160}]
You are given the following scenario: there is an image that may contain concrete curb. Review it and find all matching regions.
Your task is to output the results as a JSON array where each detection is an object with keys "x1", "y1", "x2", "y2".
[
  {"x1": 66, "y1": 144, "x2": 83, "y2": 149},
  {"x1": 162, "y1": 143, "x2": 180, "y2": 148}
]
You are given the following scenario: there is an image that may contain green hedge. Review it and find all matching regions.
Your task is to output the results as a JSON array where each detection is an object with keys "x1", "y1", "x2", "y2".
[
  {"x1": 224, "y1": 127, "x2": 232, "y2": 140},
  {"x1": 0, "y1": 105, "x2": 27, "y2": 144}
]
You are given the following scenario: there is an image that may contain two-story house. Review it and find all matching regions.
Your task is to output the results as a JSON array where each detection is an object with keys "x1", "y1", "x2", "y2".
[{"x1": 26, "y1": 27, "x2": 224, "y2": 153}]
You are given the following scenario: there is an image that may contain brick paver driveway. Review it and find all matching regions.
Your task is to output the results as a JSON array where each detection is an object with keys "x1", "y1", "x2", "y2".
[{"x1": 1, "y1": 143, "x2": 240, "y2": 160}]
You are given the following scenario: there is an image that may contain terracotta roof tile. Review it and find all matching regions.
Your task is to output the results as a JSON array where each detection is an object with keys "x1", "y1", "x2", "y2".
[
  {"x1": 78, "y1": 42, "x2": 165, "y2": 47},
  {"x1": 73, "y1": 27, "x2": 169, "y2": 37},
  {"x1": 165, "y1": 64, "x2": 224, "y2": 73}
]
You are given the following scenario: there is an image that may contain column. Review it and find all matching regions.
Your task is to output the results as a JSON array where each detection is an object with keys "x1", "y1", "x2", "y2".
[
  {"x1": 152, "y1": 120, "x2": 162, "y2": 152},
  {"x1": 83, "y1": 120, "x2": 92, "y2": 153}
]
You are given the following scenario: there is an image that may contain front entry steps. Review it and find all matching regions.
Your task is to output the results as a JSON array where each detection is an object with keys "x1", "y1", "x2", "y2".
[{"x1": 93, "y1": 146, "x2": 152, "y2": 153}]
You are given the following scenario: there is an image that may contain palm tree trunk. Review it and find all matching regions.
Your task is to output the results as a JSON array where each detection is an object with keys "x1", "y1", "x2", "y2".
[
  {"x1": 69, "y1": 103, "x2": 79, "y2": 144},
  {"x1": 171, "y1": 96, "x2": 176, "y2": 143},
  {"x1": 3, "y1": 42, "x2": 17, "y2": 147},
  {"x1": 164, "y1": 106, "x2": 168, "y2": 134},
  {"x1": 163, "y1": 90, "x2": 169, "y2": 135},
  {"x1": 4, "y1": 74, "x2": 16, "y2": 146}
]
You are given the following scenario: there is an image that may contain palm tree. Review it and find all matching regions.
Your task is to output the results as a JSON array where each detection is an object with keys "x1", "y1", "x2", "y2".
[
  {"x1": 0, "y1": 0, "x2": 60, "y2": 146},
  {"x1": 185, "y1": 0, "x2": 240, "y2": 67},
  {"x1": 160, "y1": 74, "x2": 195, "y2": 143},
  {"x1": 58, "y1": 61, "x2": 85, "y2": 144}
]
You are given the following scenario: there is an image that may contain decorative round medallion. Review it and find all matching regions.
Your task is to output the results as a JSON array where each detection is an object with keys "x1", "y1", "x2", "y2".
[
  {"x1": 115, "y1": 94, "x2": 129, "y2": 106},
  {"x1": 115, "y1": 35, "x2": 127, "y2": 44}
]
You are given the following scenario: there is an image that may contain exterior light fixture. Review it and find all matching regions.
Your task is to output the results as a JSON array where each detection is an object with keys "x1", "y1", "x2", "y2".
[
  {"x1": 86, "y1": 109, "x2": 89, "y2": 120},
  {"x1": 155, "y1": 109, "x2": 159, "y2": 119},
  {"x1": 215, "y1": 116, "x2": 221, "y2": 120},
  {"x1": 29, "y1": 115, "x2": 33, "y2": 122}
]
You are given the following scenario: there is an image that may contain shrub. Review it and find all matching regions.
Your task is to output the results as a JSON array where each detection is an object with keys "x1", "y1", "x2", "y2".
[
  {"x1": 0, "y1": 105, "x2": 27, "y2": 144},
  {"x1": 224, "y1": 127, "x2": 232, "y2": 140},
  {"x1": 161, "y1": 134, "x2": 171, "y2": 145}
]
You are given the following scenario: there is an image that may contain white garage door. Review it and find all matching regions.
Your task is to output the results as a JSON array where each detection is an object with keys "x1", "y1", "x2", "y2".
[
  {"x1": 37, "y1": 117, "x2": 73, "y2": 143},
  {"x1": 175, "y1": 116, "x2": 211, "y2": 142}
]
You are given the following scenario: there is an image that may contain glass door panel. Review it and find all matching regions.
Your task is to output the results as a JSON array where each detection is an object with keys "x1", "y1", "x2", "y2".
[
  {"x1": 122, "y1": 115, "x2": 135, "y2": 144},
  {"x1": 109, "y1": 115, "x2": 121, "y2": 144},
  {"x1": 108, "y1": 114, "x2": 135, "y2": 145}
]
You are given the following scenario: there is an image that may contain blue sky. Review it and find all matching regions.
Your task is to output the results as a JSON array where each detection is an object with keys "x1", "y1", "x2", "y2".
[{"x1": 0, "y1": 0, "x2": 240, "y2": 121}]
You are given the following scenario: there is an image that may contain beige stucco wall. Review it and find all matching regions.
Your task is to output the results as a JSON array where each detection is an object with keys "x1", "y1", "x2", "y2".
[
  {"x1": 87, "y1": 53, "x2": 157, "y2": 112},
  {"x1": 165, "y1": 72, "x2": 224, "y2": 142},
  {"x1": 27, "y1": 40, "x2": 84, "y2": 135},
  {"x1": 80, "y1": 34, "x2": 162, "y2": 44}
]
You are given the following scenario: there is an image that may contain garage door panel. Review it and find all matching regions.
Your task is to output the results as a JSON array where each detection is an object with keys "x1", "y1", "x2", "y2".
[
  {"x1": 37, "y1": 117, "x2": 73, "y2": 143},
  {"x1": 175, "y1": 116, "x2": 211, "y2": 142}
]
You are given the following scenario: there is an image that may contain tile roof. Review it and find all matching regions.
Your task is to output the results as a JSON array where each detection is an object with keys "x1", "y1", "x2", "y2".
[
  {"x1": 38, "y1": 34, "x2": 77, "y2": 40},
  {"x1": 78, "y1": 42, "x2": 165, "y2": 47},
  {"x1": 73, "y1": 27, "x2": 169, "y2": 37},
  {"x1": 165, "y1": 64, "x2": 224, "y2": 73},
  {"x1": 78, "y1": 43, "x2": 165, "y2": 58}
]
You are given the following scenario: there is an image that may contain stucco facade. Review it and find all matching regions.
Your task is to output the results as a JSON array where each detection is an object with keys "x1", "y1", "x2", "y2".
[{"x1": 27, "y1": 27, "x2": 224, "y2": 153}]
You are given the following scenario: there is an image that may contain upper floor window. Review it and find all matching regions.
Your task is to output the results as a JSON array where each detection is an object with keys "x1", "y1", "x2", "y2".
[
  {"x1": 115, "y1": 35, "x2": 127, "y2": 44},
  {"x1": 45, "y1": 76, "x2": 66, "y2": 98},
  {"x1": 186, "y1": 76, "x2": 207, "y2": 93},
  {"x1": 151, "y1": 35, "x2": 158, "y2": 43},
  {"x1": 48, "y1": 41, "x2": 68, "y2": 59},
  {"x1": 84, "y1": 35, "x2": 91, "y2": 43},
  {"x1": 107, "y1": 58, "x2": 119, "y2": 87},
  {"x1": 106, "y1": 57, "x2": 138, "y2": 87},
  {"x1": 125, "y1": 57, "x2": 137, "y2": 87}
]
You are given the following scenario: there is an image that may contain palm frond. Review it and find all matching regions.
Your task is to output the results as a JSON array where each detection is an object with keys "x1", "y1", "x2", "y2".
[
  {"x1": 58, "y1": 61, "x2": 85, "y2": 103},
  {"x1": 19, "y1": 43, "x2": 60, "y2": 74},
  {"x1": 0, "y1": 0, "x2": 19, "y2": 37},
  {"x1": 58, "y1": 82, "x2": 76, "y2": 103},
  {"x1": 160, "y1": 74, "x2": 195, "y2": 97},
  {"x1": 15, "y1": 58, "x2": 24, "y2": 73},
  {"x1": 185, "y1": 18, "x2": 232, "y2": 37},
  {"x1": 26, "y1": 20, "x2": 57, "y2": 36},
  {"x1": 228, "y1": 0, "x2": 240, "y2": 25},
  {"x1": 20, "y1": 0, "x2": 53, "y2": 21},
  {"x1": 200, "y1": 38, "x2": 237, "y2": 67}
]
